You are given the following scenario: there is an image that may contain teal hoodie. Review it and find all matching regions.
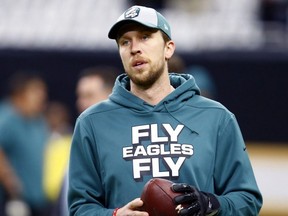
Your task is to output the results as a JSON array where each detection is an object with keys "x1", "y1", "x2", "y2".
[{"x1": 68, "y1": 73, "x2": 262, "y2": 216}]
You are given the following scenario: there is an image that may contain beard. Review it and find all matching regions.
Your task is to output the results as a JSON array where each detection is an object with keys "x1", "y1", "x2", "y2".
[{"x1": 126, "y1": 60, "x2": 166, "y2": 89}]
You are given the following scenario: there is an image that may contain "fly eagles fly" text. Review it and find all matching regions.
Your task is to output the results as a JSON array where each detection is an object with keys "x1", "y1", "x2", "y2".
[{"x1": 122, "y1": 124, "x2": 194, "y2": 179}]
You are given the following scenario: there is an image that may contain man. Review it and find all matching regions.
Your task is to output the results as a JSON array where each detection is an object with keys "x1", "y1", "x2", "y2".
[
  {"x1": 50, "y1": 67, "x2": 118, "y2": 216},
  {"x1": 68, "y1": 5, "x2": 262, "y2": 216},
  {"x1": 76, "y1": 66, "x2": 119, "y2": 113},
  {"x1": 0, "y1": 72, "x2": 51, "y2": 216},
  {"x1": 43, "y1": 101, "x2": 73, "y2": 216}
]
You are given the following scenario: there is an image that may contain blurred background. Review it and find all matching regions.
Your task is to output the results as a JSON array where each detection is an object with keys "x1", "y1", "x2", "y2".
[{"x1": 0, "y1": 0, "x2": 287, "y2": 215}]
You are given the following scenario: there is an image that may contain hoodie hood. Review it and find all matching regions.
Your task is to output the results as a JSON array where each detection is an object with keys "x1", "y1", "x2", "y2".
[{"x1": 110, "y1": 73, "x2": 200, "y2": 113}]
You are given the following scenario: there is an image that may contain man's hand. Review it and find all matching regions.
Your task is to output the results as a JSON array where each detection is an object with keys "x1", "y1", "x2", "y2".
[
  {"x1": 171, "y1": 183, "x2": 220, "y2": 216},
  {"x1": 0, "y1": 149, "x2": 23, "y2": 199},
  {"x1": 115, "y1": 198, "x2": 149, "y2": 216}
]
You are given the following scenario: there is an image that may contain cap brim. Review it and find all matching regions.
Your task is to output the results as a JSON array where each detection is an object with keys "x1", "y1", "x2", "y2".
[{"x1": 108, "y1": 19, "x2": 157, "y2": 39}]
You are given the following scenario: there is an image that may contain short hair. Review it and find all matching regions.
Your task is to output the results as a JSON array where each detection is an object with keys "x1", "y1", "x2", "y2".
[
  {"x1": 160, "y1": 31, "x2": 171, "y2": 43},
  {"x1": 7, "y1": 71, "x2": 45, "y2": 96},
  {"x1": 78, "y1": 66, "x2": 119, "y2": 89}
]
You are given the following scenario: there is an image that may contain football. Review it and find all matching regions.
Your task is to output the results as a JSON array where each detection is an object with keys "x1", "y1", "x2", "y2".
[{"x1": 140, "y1": 178, "x2": 182, "y2": 216}]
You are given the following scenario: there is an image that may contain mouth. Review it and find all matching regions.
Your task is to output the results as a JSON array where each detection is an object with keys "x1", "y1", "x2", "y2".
[{"x1": 132, "y1": 60, "x2": 147, "y2": 69}]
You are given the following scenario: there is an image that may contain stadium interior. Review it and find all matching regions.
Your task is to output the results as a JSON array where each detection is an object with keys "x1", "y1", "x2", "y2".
[{"x1": 0, "y1": 1, "x2": 287, "y2": 215}]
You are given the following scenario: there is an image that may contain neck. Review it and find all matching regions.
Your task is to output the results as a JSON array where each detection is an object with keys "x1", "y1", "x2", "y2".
[{"x1": 130, "y1": 74, "x2": 174, "y2": 105}]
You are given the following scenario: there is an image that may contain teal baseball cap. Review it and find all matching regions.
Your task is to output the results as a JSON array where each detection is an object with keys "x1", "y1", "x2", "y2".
[{"x1": 108, "y1": 5, "x2": 171, "y2": 40}]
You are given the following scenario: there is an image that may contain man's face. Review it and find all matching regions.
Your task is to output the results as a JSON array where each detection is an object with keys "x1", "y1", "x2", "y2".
[
  {"x1": 76, "y1": 75, "x2": 110, "y2": 113},
  {"x1": 22, "y1": 79, "x2": 47, "y2": 117},
  {"x1": 117, "y1": 24, "x2": 173, "y2": 89}
]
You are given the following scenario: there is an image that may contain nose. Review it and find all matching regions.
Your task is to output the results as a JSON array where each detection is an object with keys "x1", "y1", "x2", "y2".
[{"x1": 130, "y1": 40, "x2": 141, "y2": 55}]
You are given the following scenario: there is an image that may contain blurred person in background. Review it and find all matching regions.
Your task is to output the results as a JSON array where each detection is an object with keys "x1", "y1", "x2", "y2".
[
  {"x1": 185, "y1": 66, "x2": 217, "y2": 99},
  {"x1": 54, "y1": 66, "x2": 119, "y2": 216},
  {"x1": 76, "y1": 66, "x2": 119, "y2": 113},
  {"x1": 168, "y1": 54, "x2": 217, "y2": 99},
  {"x1": 167, "y1": 53, "x2": 186, "y2": 73},
  {"x1": 0, "y1": 72, "x2": 51, "y2": 216},
  {"x1": 43, "y1": 101, "x2": 73, "y2": 216}
]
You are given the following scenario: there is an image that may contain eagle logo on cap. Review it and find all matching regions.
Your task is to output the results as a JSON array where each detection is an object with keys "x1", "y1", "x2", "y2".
[{"x1": 125, "y1": 7, "x2": 140, "y2": 19}]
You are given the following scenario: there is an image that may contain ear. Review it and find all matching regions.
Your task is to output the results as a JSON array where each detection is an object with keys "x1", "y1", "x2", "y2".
[{"x1": 165, "y1": 40, "x2": 175, "y2": 60}]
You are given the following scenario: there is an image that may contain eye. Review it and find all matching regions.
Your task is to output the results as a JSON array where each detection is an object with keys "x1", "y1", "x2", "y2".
[
  {"x1": 142, "y1": 34, "x2": 150, "y2": 41},
  {"x1": 119, "y1": 39, "x2": 130, "y2": 46}
]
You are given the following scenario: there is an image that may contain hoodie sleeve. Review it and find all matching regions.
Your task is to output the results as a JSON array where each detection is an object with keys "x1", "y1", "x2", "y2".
[
  {"x1": 214, "y1": 113, "x2": 262, "y2": 215},
  {"x1": 68, "y1": 117, "x2": 114, "y2": 216}
]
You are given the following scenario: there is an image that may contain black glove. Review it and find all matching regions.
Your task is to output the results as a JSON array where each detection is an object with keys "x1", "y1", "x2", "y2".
[{"x1": 171, "y1": 183, "x2": 220, "y2": 216}]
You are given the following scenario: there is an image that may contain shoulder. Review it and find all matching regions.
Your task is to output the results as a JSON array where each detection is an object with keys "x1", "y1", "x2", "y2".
[
  {"x1": 189, "y1": 95, "x2": 229, "y2": 111},
  {"x1": 78, "y1": 99, "x2": 120, "y2": 120},
  {"x1": 186, "y1": 95, "x2": 236, "y2": 122},
  {"x1": 0, "y1": 104, "x2": 18, "y2": 126}
]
